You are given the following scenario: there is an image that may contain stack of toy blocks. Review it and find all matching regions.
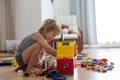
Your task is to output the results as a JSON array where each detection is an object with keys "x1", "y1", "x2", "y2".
[{"x1": 57, "y1": 41, "x2": 76, "y2": 74}]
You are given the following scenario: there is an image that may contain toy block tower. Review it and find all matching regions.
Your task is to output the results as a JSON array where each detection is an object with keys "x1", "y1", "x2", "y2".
[{"x1": 57, "y1": 41, "x2": 76, "y2": 74}]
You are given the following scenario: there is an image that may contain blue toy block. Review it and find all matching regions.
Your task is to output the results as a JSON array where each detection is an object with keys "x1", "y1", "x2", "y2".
[
  {"x1": 47, "y1": 68, "x2": 66, "y2": 80},
  {"x1": 0, "y1": 62, "x2": 12, "y2": 66}
]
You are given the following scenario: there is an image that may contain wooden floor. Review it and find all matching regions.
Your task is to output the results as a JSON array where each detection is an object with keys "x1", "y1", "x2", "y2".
[{"x1": 0, "y1": 48, "x2": 120, "y2": 80}]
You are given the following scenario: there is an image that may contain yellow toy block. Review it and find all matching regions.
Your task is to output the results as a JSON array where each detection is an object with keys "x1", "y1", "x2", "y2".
[
  {"x1": 86, "y1": 65, "x2": 92, "y2": 70},
  {"x1": 57, "y1": 42, "x2": 76, "y2": 59},
  {"x1": 85, "y1": 56, "x2": 91, "y2": 60},
  {"x1": 12, "y1": 59, "x2": 18, "y2": 67}
]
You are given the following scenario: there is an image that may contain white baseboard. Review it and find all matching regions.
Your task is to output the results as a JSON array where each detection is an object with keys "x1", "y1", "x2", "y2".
[{"x1": 83, "y1": 44, "x2": 120, "y2": 48}]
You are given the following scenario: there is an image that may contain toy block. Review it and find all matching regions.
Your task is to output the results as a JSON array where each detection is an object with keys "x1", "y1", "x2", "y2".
[
  {"x1": 57, "y1": 42, "x2": 76, "y2": 59},
  {"x1": 7, "y1": 60, "x2": 13, "y2": 63},
  {"x1": 0, "y1": 62, "x2": 12, "y2": 66},
  {"x1": 12, "y1": 59, "x2": 18, "y2": 67},
  {"x1": 57, "y1": 56, "x2": 77, "y2": 74},
  {"x1": 57, "y1": 58, "x2": 74, "y2": 74},
  {"x1": 57, "y1": 41, "x2": 77, "y2": 75},
  {"x1": 86, "y1": 65, "x2": 92, "y2": 70},
  {"x1": 0, "y1": 59, "x2": 13, "y2": 66}
]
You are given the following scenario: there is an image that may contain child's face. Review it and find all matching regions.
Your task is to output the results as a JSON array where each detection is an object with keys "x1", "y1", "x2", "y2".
[{"x1": 45, "y1": 31, "x2": 59, "y2": 41}]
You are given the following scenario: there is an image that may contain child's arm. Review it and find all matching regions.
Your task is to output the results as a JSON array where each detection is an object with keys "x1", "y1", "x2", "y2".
[{"x1": 32, "y1": 33, "x2": 56, "y2": 57}]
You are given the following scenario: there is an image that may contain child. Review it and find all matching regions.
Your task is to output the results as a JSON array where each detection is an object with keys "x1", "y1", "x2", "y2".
[{"x1": 14, "y1": 18, "x2": 61, "y2": 73}]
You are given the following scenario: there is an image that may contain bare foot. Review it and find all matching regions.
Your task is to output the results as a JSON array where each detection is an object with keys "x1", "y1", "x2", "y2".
[
  {"x1": 14, "y1": 66, "x2": 26, "y2": 72},
  {"x1": 26, "y1": 67, "x2": 47, "y2": 73},
  {"x1": 14, "y1": 66, "x2": 22, "y2": 72}
]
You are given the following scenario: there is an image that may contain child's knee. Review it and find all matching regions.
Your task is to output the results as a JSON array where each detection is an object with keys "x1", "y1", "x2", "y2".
[{"x1": 33, "y1": 43, "x2": 41, "y2": 52}]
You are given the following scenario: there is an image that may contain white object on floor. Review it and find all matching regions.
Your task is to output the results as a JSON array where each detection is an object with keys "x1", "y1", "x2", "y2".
[{"x1": 17, "y1": 70, "x2": 23, "y2": 77}]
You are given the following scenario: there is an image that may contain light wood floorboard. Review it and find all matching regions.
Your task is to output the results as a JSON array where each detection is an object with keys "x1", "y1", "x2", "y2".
[{"x1": 0, "y1": 48, "x2": 120, "y2": 80}]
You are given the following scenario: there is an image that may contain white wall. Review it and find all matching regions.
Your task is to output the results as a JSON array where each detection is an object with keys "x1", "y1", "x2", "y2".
[
  {"x1": 54, "y1": 0, "x2": 70, "y2": 16},
  {"x1": 12, "y1": 0, "x2": 55, "y2": 39},
  {"x1": 12, "y1": 0, "x2": 42, "y2": 39},
  {"x1": 41, "y1": 0, "x2": 54, "y2": 21},
  {"x1": 0, "y1": 0, "x2": 54, "y2": 50}
]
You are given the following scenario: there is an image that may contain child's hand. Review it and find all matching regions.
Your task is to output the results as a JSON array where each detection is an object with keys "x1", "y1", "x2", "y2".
[{"x1": 33, "y1": 59, "x2": 41, "y2": 68}]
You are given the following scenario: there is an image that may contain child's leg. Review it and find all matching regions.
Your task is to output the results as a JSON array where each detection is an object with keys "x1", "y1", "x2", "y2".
[
  {"x1": 22, "y1": 42, "x2": 42, "y2": 73},
  {"x1": 34, "y1": 49, "x2": 46, "y2": 68},
  {"x1": 15, "y1": 51, "x2": 27, "y2": 72}
]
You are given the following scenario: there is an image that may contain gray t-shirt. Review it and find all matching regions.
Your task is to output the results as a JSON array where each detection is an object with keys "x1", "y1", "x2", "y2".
[{"x1": 15, "y1": 32, "x2": 37, "y2": 56}]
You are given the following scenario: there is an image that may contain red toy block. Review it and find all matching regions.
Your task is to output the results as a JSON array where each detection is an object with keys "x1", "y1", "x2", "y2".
[{"x1": 57, "y1": 57, "x2": 76, "y2": 74}]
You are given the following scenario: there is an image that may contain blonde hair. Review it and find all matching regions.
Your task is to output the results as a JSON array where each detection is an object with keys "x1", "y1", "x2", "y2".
[{"x1": 39, "y1": 18, "x2": 61, "y2": 35}]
